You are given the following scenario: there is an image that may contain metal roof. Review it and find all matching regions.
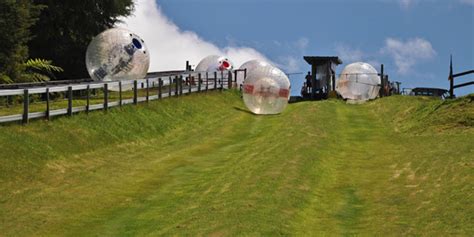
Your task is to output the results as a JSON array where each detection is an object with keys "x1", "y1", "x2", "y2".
[{"x1": 303, "y1": 56, "x2": 343, "y2": 65}]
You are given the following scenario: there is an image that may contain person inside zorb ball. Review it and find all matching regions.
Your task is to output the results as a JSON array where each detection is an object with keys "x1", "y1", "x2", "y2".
[
  {"x1": 336, "y1": 62, "x2": 381, "y2": 102},
  {"x1": 242, "y1": 65, "x2": 291, "y2": 115},
  {"x1": 85, "y1": 28, "x2": 150, "y2": 82}
]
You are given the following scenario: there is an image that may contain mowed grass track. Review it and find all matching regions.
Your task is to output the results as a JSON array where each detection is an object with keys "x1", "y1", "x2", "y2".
[{"x1": 0, "y1": 91, "x2": 472, "y2": 236}]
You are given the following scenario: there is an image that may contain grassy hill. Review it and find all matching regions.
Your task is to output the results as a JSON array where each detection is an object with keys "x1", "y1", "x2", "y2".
[{"x1": 0, "y1": 90, "x2": 472, "y2": 236}]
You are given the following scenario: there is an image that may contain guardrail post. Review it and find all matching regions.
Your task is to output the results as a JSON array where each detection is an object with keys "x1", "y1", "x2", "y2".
[
  {"x1": 22, "y1": 89, "x2": 29, "y2": 124},
  {"x1": 67, "y1": 86, "x2": 73, "y2": 116},
  {"x1": 198, "y1": 73, "x2": 202, "y2": 92},
  {"x1": 146, "y1": 78, "x2": 150, "y2": 103},
  {"x1": 46, "y1": 88, "x2": 50, "y2": 120},
  {"x1": 86, "y1": 85, "x2": 90, "y2": 113},
  {"x1": 158, "y1": 78, "x2": 162, "y2": 99},
  {"x1": 104, "y1": 83, "x2": 109, "y2": 111},
  {"x1": 133, "y1": 80, "x2": 138, "y2": 104},
  {"x1": 119, "y1": 81, "x2": 123, "y2": 107},
  {"x1": 214, "y1": 72, "x2": 217, "y2": 90}
]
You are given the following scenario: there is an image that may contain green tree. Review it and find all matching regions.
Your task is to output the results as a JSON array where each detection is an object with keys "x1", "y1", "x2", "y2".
[
  {"x1": 28, "y1": 0, "x2": 135, "y2": 80},
  {"x1": 0, "y1": 0, "x2": 42, "y2": 83}
]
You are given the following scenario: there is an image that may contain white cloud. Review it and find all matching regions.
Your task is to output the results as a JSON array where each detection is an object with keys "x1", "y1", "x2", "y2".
[
  {"x1": 277, "y1": 56, "x2": 301, "y2": 73},
  {"x1": 334, "y1": 44, "x2": 382, "y2": 69},
  {"x1": 381, "y1": 37, "x2": 436, "y2": 74},
  {"x1": 266, "y1": 38, "x2": 310, "y2": 73},
  {"x1": 294, "y1": 37, "x2": 309, "y2": 51},
  {"x1": 335, "y1": 44, "x2": 365, "y2": 63},
  {"x1": 119, "y1": 0, "x2": 270, "y2": 71}
]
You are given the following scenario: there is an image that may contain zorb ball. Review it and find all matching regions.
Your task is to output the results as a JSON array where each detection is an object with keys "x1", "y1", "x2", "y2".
[
  {"x1": 239, "y1": 60, "x2": 272, "y2": 86},
  {"x1": 242, "y1": 65, "x2": 290, "y2": 115},
  {"x1": 239, "y1": 59, "x2": 272, "y2": 72},
  {"x1": 85, "y1": 28, "x2": 150, "y2": 82},
  {"x1": 336, "y1": 62, "x2": 381, "y2": 101},
  {"x1": 195, "y1": 55, "x2": 233, "y2": 72}
]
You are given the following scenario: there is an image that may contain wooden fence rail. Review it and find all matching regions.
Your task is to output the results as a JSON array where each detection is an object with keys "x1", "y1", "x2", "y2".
[{"x1": 0, "y1": 69, "x2": 246, "y2": 125}]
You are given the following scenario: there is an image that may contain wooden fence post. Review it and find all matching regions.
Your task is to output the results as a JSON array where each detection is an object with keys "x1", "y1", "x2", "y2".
[
  {"x1": 169, "y1": 77, "x2": 172, "y2": 97},
  {"x1": 22, "y1": 89, "x2": 29, "y2": 124},
  {"x1": 234, "y1": 70, "x2": 238, "y2": 88},
  {"x1": 67, "y1": 86, "x2": 73, "y2": 116},
  {"x1": 380, "y1": 64, "x2": 384, "y2": 97},
  {"x1": 214, "y1": 72, "x2": 217, "y2": 90},
  {"x1": 158, "y1": 78, "x2": 162, "y2": 99},
  {"x1": 133, "y1": 80, "x2": 138, "y2": 105},
  {"x1": 46, "y1": 88, "x2": 50, "y2": 120},
  {"x1": 228, "y1": 71, "x2": 232, "y2": 89},
  {"x1": 198, "y1": 73, "x2": 202, "y2": 92},
  {"x1": 86, "y1": 85, "x2": 90, "y2": 114},
  {"x1": 449, "y1": 55, "x2": 454, "y2": 99},
  {"x1": 104, "y1": 83, "x2": 109, "y2": 111},
  {"x1": 146, "y1": 79, "x2": 150, "y2": 103}
]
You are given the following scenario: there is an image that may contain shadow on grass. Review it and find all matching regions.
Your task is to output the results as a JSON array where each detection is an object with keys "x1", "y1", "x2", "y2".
[{"x1": 233, "y1": 106, "x2": 254, "y2": 115}]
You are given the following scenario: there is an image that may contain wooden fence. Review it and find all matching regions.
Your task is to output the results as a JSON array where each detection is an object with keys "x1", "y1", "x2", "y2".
[
  {"x1": 0, "y1": 69, "x2": 246, "y2": 124},
  {"x1": 449, "y1": 56, "x2": 473, "y2": 98}
]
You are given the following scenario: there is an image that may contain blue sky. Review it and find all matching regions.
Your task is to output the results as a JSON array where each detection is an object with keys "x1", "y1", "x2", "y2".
[{"x1": 126, "y1": 0, "x2": 473, "y2": 96}]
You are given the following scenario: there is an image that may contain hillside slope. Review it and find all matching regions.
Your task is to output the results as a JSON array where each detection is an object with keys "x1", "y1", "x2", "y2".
[{"x1": 0, "y1": 91, "x2": 472, "y2": 236}]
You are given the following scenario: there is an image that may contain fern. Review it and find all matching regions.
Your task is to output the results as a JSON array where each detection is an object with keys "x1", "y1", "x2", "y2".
[
  {"x1": 20, "y1": 72, "x2": 51, "y2": 83},
  {"x1": 20, "y1": 58, "x2": 64, "y2": 82},
  {"x1": 24, "y1": 58, "x2": 63, "y2": 74},
  {"x1": 0, "y1": 74, "x2": 14, "y2": 84}
]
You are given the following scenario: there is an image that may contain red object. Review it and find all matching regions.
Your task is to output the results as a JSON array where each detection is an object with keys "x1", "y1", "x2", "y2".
[
  {"x1": 219, "y1": 61, "x2": 231, "y2": 71},
  {"x1": 222, "y1": 61, "x2": 230, "y2": 69},
  {"x1": 279, "y1": 88, "x2": 290, "y2": 98},
  {"x1": 243, "y1": 84, "x2": 254, "y2": 94}
]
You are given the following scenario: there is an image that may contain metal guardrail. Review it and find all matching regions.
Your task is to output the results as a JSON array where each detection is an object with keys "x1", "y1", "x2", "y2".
[{"x1": 0, "y1": 69, "x2": 246, "y2": 124}]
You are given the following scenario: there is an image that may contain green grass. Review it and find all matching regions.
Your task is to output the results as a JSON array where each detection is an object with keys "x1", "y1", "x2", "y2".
[{"x1": 0, "y1": 91, "x2": 472, "y2": 236}]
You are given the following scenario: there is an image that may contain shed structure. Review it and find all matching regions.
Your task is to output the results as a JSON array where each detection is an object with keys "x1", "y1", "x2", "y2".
[{"x1": 303, "y1": 56, "x2": 342, "y2": 99}]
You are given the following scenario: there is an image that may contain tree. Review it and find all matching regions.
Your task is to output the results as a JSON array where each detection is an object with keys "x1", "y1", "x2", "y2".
[
  {"x1": 28, "y1": 0, "x2": 135, "y2": 80},
  {"x1": 0, "y1": 0, "x2": 42, "y2": 83}
]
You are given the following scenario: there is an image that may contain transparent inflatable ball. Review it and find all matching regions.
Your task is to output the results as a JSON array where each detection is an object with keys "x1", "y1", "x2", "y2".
[
  {"x1": 85, "y1": 28, "x2": 150, "y2": 82},
  {"x1": 242, "y1": 65, "x2": 291, "y2": 115},
  {"x1": 336, "y1": 62, "x2": 380, "y2": 101}
]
